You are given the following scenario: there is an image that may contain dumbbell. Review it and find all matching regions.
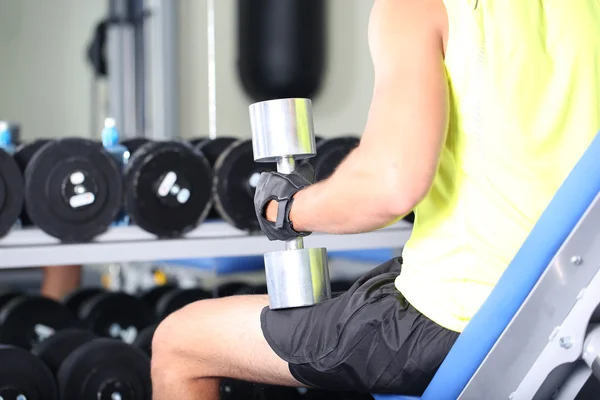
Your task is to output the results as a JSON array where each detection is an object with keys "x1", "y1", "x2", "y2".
[
  {"x1": 0, "y1": 292, "x2": 79, "y2": 350},
  {"x1": 32, "y1": 329, "x2": 151, "y2": 400},
  {"x1": 249, "y1": 98, "x2": 331, "y2": 309},
  {"x1": 0, "y1": 124, "x2": 25, "y2": 237},
  {"x1": 311, "y1": 136, "x2": 360, "y2": 182},
  {"x1": 67, "y1": 290, "x2": 155, "y2": 344},
  {"x1": 0, "y1": 345, "x2": 58, "y2": 400},
  {"x1": 122, "y1": 138, "x2": 214, "y2": 238},
  {"x1": 16, "y1": 137, "x2": 123, "y2": 242}
]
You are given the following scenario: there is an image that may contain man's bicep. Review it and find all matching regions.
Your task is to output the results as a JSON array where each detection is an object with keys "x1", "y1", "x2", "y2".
[{"x1": 362, "y1": 0, "x2": 448, "y2": 202}]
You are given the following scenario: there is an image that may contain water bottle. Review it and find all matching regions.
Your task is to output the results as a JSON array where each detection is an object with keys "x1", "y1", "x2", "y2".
[{"x1": 0, "y1": 121, "x2": 16, "y2": 154}]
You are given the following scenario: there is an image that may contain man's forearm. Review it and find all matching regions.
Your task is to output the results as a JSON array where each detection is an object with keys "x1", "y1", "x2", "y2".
[{"x1": 289, "y1": 150, "x2": 408, "y2": 234}]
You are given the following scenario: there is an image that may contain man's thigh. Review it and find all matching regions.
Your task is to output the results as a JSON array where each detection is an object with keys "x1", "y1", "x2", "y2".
[{"x1": 152, "y1": 294, "x2": 301, "y2": 387}]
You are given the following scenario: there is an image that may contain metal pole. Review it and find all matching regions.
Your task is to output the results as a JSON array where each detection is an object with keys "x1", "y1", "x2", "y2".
[{"x1": 207, "y1": 0, "x2": 217, "y2": 139}]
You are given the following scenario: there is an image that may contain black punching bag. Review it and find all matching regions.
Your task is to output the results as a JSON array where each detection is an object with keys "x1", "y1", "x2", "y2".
[{"x1": 237, "y1": 0, "x2": 326, "y2": 102}]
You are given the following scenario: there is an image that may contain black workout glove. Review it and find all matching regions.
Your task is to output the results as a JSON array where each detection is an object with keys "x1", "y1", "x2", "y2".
[{"x1": 254, "y1": 161, "x2": 314, "y2": 241}]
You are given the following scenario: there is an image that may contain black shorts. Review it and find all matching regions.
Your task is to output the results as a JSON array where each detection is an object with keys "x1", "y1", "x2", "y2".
[{"x1": 260, "y1": 258, "x2": 459, "y2": 395}]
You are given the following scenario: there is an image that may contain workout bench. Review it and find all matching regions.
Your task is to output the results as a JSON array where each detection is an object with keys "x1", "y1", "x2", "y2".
[{"x1": 374, "y1": 130, "x2": 600, "y2": 400}]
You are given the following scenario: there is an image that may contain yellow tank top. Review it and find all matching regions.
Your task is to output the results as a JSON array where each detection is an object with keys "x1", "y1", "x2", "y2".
[{"x1": 396, "y1": 0, "x2": 600, "y2": 333}]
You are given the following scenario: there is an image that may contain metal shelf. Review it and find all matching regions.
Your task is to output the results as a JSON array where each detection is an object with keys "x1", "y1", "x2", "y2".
[{"x1": 0, "y1": 221, "x2": 413, "y2": 269}]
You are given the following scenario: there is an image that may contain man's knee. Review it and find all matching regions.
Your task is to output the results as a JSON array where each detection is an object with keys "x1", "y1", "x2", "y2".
[{"x1": 152, "y1": 298, "x2": 215, "y2": 362}]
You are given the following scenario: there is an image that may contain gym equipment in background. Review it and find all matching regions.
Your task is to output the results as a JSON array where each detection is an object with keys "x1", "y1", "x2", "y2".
[
  {"x1": 313, "y1": 136, "x2": 360, "y2": 181},
  {"x1": 0, "y1": 345, "x2": 58, "y2": 400},
  {"x1": 237, "y1": 0, "x2": 326, "y2": 101},
  {"x1": 62, "y1": 287, "x2": 106, "y2": 315},
  {"x1": 22, "y1": 138, "x2": 123, "y2": 243},
  {"x1": 250, "y1": 98, "x2": 331, "y2": 309},
  {"x1": 124, "y1": 140, "x2": 213, "y2": 238},
  {"x1": 74, "y1": 292, "x2": 156, "y2": 344},
  {"x1": 154, "y1": 288, "x2": 211, "y2": 320},
  {"x1": 0, "y1": 148, "x2": 24, "y2": 238},
  {"x1": 195, "y1": 137, "x2": 238, "y2": 220},
  {"x1": 213, "y1": 139, "x2": 277, "y2": 231},
  {"x1": 0, "y1": 294, "x2": 79, "y2": 350},
  {"x1": 32, "y1": 329, "x2": 151, "y2": 400}
]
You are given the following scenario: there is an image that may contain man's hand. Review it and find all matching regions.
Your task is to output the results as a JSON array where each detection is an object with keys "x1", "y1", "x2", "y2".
[{"x1": 254, "y1": 162, "x2": 315, "y2": 241}]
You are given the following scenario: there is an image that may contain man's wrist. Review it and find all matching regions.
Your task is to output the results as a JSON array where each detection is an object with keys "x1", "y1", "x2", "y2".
[{"x1": 289, "y1": 189, "x2": 308, "y2": 233}]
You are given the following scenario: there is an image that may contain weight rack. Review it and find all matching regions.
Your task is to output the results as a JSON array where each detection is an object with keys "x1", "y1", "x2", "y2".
[{"x1": 0, "y1": 221, "x2": 412, "y2": 269}]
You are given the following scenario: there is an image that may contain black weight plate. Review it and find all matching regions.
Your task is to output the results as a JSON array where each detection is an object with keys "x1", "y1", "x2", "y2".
[
  {"x1": 131, "y1": 323, "x2": 158, "y2": 357},
  {"x1": 215, "y1": 282, "x2": 256, "y2": 298},
  {"x1": 221, "y1": 380, "x2": 302, "y2": 400},
  {"x1": 78, "y1": 292, "x2": 156, "y2": 343},
  {"x1": 14, "y1": 140, "x2": 51, "y2": 226},
  {"x1": 0, "y1": 345, "x2": 58, "y2": 400},
  {"x1": 62, "y1": 287, "x2": 106, "y2": 315},
  {"x1": 314, "y1": 135, "x2": 324, "y2": 144},
  {"x1": 155, "y1": 288, "x2": 211, "y2": 320},
  {"x1": 124, "y1": 140, "x2": 213, "y2": 238},
  {"x1": 0, "y1": 148, "x2": 24, "y2": 237},
  {"x1": 138, "y1": 285, "x2": 177, "y2": 310},
  {"x1": 189, "y1": 137, "x2": 208, "y2": 147},
  {"x1": 195, "y1": 137, "x2": 238, "y2": 167},
  {"x1": 214, "y1": 139, "x2": 276, "y2": 231},
  {"x1": 24, "y1": 138, "x2": 123, "y2": 243},
  {"x1": 0, "y1": 296, "x2": 79, "y2": 350},
  {"x1": 13, "y1": 139, "x2": 52, "y2": 173},
  {"x1": 0, "y1": 291, "x2": 23, "y2": 310},
  {"x1": 313, "y1": 136, "x2": 360, "y2": 182},
  {"x1": 121, "y1": 137, "x2": 151, "y2": 156},
  {"x1": 31, "y1": 329, "x2": 97, "y2": 376},
  {"x1": 57, "y1": 338, "x2": 151, "y2": 400}
]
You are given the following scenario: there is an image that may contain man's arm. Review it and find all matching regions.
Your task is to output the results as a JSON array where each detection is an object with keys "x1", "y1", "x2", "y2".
[{"x1": 268, "y1": 0, "x2": 449, "y2": 234}]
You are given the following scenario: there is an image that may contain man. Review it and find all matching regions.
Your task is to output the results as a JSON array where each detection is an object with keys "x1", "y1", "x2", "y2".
[
  {"x1": 41, "y1": 265, "x2": 82, "y2": 301},
  {"x1": 151, "y1": 0, "x2": 600, "y2": 397}
]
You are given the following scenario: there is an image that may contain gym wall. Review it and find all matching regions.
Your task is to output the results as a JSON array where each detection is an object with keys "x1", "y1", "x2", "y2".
[{"x1": 0, "y1": 0, "x2": 373, "y2": 142}]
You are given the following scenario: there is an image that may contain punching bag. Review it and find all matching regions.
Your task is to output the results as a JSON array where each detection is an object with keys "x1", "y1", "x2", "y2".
[{"x1": 237, "y1": 0, "x2": 326, "y2": 102}]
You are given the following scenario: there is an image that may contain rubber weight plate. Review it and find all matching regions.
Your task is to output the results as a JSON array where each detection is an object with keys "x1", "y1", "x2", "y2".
[
  {"x1": 131, "y1": 323, "x2": 158, "y2": 357},
  {"x1": 13, "y1": 139, "x2": 52, "y2": 173},
  {"x1": 195, "y1": 137, "x2": 238, "y2": 220},
  {"x1": 0, "y1": 148, "x2": 24, "y2": 237},
  {"x1": 13, "y1": 140, "x2": 51, "y2": 226},
  {"x1": 78, "y1": 292, "x2": 156, "y2": 344},
  {"x1": 0, "y1": 291, "x2": 22, "y2": 310},
  {"x1": 155, "y1": 288, "x2": 211, "y2": 320},
  {"x1": 121, "y1": 137, "x2": 151, "y2": 156},
  {"x1": 0, "y1": 345, "x2": 58, "y2": 400},
  {"x1": 31, "y1": 329, "x2": 97, "y2": 376},
  {"x1": 57, "y1": 338, "x2": 151, "y2": 400},
  {"x1": 24, "y1": 138, "x2": 123, "y2": 242},
  {"x1": 124, "y1": 140, "x2": 213, "y2": 238},
  {"x1": 214, "y1": 139, "x2": 276, "y2": 231},
  {"x1": 313, "y1": 136, "x2": 360, "y2": 182},
  {"x1": 0, "y1": 295, "x2": 79, "y2": 350},
  {"x1": 138, "y1": 285, "x2": 177, "y2": 310},
  {"x1": 215, "y1": 282, "x2": 256, "y2": 298},
  {"x1": 62, "y1": 287, "x2": 106, "y2": 315}
]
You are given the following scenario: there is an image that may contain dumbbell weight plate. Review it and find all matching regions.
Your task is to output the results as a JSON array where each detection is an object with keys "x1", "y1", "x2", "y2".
[
  {"x1": 0, "y1": 296, "x2": 79, "y2": 350},
  {"x1": 138, "y1": 285, "x2": 177, "y2": 310},
  {"x1": 78, "y1": 292, "x2": 156, "y2": 344},
  {"x1": 196, "y1": 137, "x2": 239, "y2": 220},
  {"x1": 124, "y1": 140, "x2": 213, "y2": 238},
  {"x1": 313, "y1": 136, "x2": 360, "y2": 182},
  {"x1": 155, "y1": 288, "x2": 211, "y2": 320},
  {"x1": 131, "y1": 323, "x2": 158, "y2": 357},
  {"x1": 32, "y1": 328, "x2": 97, "y2": 376},
  {"x1": 62, "y1": 287, "x2": 106, "y2": 315},
  {"x1": 215, "y1": 282, "x2": 257, "y2": 298},
  {"x1": 24, "y1": 138, "x2": 123, "y2": 242},
  {"x1": 0, "y1": 291, "x2": 22, "y2": 310},
  {"x1": 195, "y1": 137, "x2": 238, "y2": 167},
  {"x1": 213, "y1": 139, "x2": 276, "y2": 231},
  {"x1": 0, "y1": 148, "x2": 24, "y2": 237},
  {"x1": 57, "y1": 338, "x2": 151, "y2": 400},
  {"x1": 121, "y1": 137, "x2": 151, "y2": 156},
  {"x1": 0, "y1": 345, "x2": 58, "y2": 400},
  {"x1": 13, "y1": 140, "x2": 51, "y2": 226}
]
